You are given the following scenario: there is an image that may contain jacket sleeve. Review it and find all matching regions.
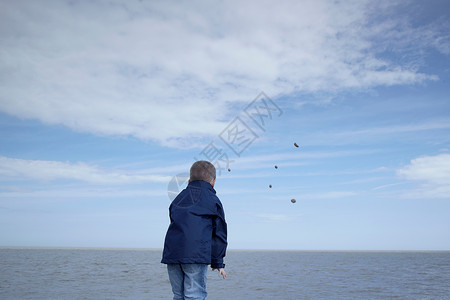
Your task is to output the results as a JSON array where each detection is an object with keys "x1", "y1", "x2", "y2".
[{"x1": 211, "y1": 202, "x2": 228, "y2": 268}]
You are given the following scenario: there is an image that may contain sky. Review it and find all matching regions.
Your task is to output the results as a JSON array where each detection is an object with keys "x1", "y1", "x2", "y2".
[{"x1": 0, "y1": 0, "x2": 449, "y2": 250}]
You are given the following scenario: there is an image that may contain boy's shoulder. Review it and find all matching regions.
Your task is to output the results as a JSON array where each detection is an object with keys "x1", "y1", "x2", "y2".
[
  {"x1": 198, "y1": 188, "x2": 222, "y2": 212},
  {"x1": 192, "y1": 184, "x2": 224, "y2": 215}
]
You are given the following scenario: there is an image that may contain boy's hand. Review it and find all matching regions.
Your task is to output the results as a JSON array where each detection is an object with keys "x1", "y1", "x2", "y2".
[{"x1": 212, "y1": 268, "x2": 226, "y2": 279}]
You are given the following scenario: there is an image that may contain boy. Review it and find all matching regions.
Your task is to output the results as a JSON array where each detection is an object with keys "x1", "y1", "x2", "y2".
[{"x1": 161, "y1": 161, "x2": 228, "y2": 300}]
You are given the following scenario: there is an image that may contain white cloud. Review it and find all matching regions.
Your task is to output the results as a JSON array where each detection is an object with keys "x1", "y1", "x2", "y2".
[
  {"x1": 0, "y1": 156, "x2": 171, "y2": 184},
  {"x1": 0, "y1": 0, "x2": 444, "y2": 145},
  {"x1": 397, "y1": 153, "x2": 450, "y2": 198},
  {"x1": 397, "y1": 153, "x2": 450, "y2": 185}
]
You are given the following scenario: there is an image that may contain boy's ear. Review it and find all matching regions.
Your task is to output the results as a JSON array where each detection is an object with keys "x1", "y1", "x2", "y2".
[{"x1": 211, "y1": 179, "x2": 216, "y2": 188}]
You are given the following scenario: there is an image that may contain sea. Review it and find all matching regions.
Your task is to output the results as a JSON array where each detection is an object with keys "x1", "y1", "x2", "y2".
[{"x1": 1, "y1": 248, "x2": 449, "y2": 299}]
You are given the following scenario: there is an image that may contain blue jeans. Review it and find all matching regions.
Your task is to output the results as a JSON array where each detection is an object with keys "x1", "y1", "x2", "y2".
[{"x1": 167, "y1": 263, "x2": 208, "y2": 300}]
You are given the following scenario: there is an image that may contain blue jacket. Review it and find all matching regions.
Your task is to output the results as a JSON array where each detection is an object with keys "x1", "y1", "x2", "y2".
[{"x1": 161, "y1": 180, "x2": 228, "y2": 268}]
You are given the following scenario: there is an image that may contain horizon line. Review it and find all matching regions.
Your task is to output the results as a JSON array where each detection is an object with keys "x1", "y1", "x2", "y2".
[{"x1": 1, "y1": 246, "x2": 449, "y2": 252}]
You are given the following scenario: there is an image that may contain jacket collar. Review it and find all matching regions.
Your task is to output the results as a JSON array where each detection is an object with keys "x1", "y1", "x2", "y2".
[{"x1": 188, "y1": 180, "x2": 216, "y2": 194}]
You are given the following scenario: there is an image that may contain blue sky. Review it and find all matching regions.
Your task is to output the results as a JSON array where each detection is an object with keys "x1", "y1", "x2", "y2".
[{"x1": 1, "y1": 0, "x2": 449, "y2": 250}]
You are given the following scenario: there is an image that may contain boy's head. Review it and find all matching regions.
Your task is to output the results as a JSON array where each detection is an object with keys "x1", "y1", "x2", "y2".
[{"x1": 190, "y1": 160, "x2": 216, "y2": 187}]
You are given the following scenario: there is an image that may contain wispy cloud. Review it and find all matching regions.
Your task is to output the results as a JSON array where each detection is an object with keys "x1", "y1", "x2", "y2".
[
  {"x1": 221, "y1": 149, "x2": 381, "y2": 172},
  {"x1": 0, "y1": 0, "x2": 445, "y2": 145},
  {"x1": 304, "y1": 120, "x2": 450, "y2": 146},
  {"x1": 255, "y1": 213, "x2": 302, "y2": 223},
  {"x1": 0, "y1": 156, "x2": 170, "y2": 184},
  {"x1": 0, "y1": 186, "x2": 167, "y2": 200},
  {"x1": 335, "y1": 121, "x2": 450, "y2": 138},
  {"x1": 301, "y1": 191, "x2": 358, "y2": 200},
  {"x1": 371, "y1": 182, "x2": 406, "y2": 191}
]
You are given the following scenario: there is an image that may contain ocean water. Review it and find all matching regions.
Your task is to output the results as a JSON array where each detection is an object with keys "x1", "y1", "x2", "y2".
[{"x1": 1, "y1": 248, "x2": 449, "y2": 299}]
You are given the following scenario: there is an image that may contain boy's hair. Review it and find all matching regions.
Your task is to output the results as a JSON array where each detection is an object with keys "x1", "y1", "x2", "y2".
[{"x1": 190, "y1": 161, "x2": 216, "y2": 184}]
